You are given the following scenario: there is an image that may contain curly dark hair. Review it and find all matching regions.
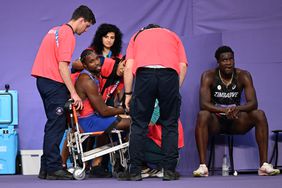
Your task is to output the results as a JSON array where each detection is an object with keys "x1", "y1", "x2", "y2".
[{"x1": 90, "y1": 23, "x2": 123, "y2": 57}]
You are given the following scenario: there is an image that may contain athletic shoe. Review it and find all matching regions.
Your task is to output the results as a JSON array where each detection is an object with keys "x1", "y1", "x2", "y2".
[
  {"x1": 193, "y1": 164, "x2": 209, "y2": 177},
  {"x1": 258, "y1": 162, "x2": 280, "y2": 176},
  {"x1": 38, "y1": 169, "x2": 47, "y2": 179},
  {"x1": 89, "y1": 165, "x2": 112, "y2": 178},
  {"x1": 150, "y1": 168, "x2": 163, "y2": 178},
  {"x1": 141, "y1": 167, "x2": 163, "y2": 178},
  {"x1": 163, "y1": 170, "x2": 179, "y2": 181},
  {"x1": 141, "y1": 167, "x2": 151, "y2": 178},
  {"x1": 117, "y1": 171, "x2": 142, "y2": 181},
  {"x1": 46, "y1": 169, "x2": 73, "y2": 180}
]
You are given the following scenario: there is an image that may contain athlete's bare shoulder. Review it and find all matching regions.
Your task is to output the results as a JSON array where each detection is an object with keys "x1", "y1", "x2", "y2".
[
  {"x1": 235, "y1": 68, "x2": 253, "y2": 87},
  {"x1": 201, "y1": 69, "x2": 217, "y2": 85},
  {"x1": 236, "y1": 68, "x2": 252, "y2": 78},
  {"x1": 202, "y1": 69, "x2": 217, "y2": 78}
]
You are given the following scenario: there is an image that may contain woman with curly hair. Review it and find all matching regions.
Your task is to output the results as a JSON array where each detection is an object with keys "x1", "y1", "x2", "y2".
[{"x1": 91, "y1": 23, "x2": 123, "y2": 58}]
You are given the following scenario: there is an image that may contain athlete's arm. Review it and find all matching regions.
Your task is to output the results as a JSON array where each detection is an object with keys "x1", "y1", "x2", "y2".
[
  {"x1": 78, "y1": 74, "x2": 124, "y2": 116},
  {"x1": 59, "y1": 61, "x2": 83, "y2": 110},
  {"x1": 236, "y1": 70, "x2": 258, "y2": 112}
]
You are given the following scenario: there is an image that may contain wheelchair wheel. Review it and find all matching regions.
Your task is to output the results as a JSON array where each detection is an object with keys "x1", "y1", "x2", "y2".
[{"x1": 73, "y1": 167, "x2": 86, "y2": 180}]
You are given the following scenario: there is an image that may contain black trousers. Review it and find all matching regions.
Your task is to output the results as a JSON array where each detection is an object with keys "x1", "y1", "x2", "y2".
[
  {"x1": 129, "y1": 68, "x2": 181, "y2": 173},
  {"x1": 36, "y1": 77, "x2": 69, "y2": 172}
]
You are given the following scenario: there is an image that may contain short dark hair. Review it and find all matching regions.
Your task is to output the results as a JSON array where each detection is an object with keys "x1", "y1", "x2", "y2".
[
  {"x1": 71, "y1": 5, "x2": 96, "y2": 25},
  {"x1": 215, "y1": 45, "x2": 234, "y2": 60},
  {"x1": 133, "y1": 23, "x2": 162, "y2": 41},
  {"x1": 80, "y1": 48, "x2": 96, "y2": 64},
  {"x1": 143, "y1": 24, "x2": 161, "y2": 29}
]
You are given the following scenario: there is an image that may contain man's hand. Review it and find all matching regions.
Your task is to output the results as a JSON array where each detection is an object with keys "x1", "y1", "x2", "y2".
[
  {"x1": 225, "y1": 106, "x2": 239, "y2": 119},
  {"x1": 71, "y1": 92, "x2": 83, "y2": 110}
]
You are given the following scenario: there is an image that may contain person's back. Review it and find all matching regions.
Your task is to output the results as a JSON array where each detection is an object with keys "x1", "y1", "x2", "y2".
[{"x1": 127, "y1": 27, "x2": 186, "y2": 75}]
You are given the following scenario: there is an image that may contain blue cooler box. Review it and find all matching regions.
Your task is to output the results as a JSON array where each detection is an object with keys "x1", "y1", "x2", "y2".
[
  {"x1": 0, "y1": 126, "x2": 18, "y2": 174},
  {"x1": 0, "y1": 90, "x2": 18, "y2": 174}
]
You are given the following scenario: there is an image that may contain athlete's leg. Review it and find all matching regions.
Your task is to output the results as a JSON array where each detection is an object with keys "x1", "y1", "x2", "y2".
[
  {"x1": 195, "y1": 110, "x2": 222, "y2": 164},
  {"x1": 228, "y1": 109, "x2": 268, "y2": 165},
  {"x1": 115, "y1": 116, "x2": 131, "y2": 130}
]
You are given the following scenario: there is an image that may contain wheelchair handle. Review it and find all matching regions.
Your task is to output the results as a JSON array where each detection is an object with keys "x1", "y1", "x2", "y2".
[{"x1": 64, "y1": 99, "x2": 75, "y2": 112}]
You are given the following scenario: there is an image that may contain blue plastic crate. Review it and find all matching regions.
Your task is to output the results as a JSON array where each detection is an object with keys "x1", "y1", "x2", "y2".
[
  {"x1": 0, "y1": 126, "x2": 18, "y2": 174},
  {"x1": 0, "y1": 90, "x2": 18, "y2": 128}
]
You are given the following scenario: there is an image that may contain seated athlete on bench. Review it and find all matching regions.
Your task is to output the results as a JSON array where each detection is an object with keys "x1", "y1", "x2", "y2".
[{"x1": 193, "y1": 45, "x2": 280, "y2": 177}]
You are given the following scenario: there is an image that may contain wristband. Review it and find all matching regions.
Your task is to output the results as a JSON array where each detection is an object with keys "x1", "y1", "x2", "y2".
[{"x1": 125, "y1": 91, "x2": 132, "y2": 95}]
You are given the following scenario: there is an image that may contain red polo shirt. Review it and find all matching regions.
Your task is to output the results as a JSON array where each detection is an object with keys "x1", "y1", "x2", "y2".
[
  {"x1": 126, "y1": 28, "x2": 188, "y2": 75},
  {"x1": 31, "y1": 24, "x2": 75, "y2": 83}
]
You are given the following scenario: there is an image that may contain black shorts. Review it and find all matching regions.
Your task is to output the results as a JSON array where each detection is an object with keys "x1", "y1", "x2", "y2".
[{"x1": 216, "y1": 114, "x2": 234, "y2": 134}]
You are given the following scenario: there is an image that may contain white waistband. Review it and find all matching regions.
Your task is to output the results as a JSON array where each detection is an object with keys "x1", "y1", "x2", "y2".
[{"x1": 144, "y1": 65, "x2": 166, "y2": 68}]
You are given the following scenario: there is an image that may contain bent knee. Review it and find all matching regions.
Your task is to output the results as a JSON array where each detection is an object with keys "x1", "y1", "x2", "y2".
[
  {"x1": 196, "y1": 110, "x2": 212, "y2": 126},
  {"x1": 246, "y1": 109, "x2": 268, "y2": 129},
  {"x1": 250, "y1": 109, "x2": 266, "y2": 120},
  {"x1": 253, "y1": 109, "x2": 265, "y2": 116}
]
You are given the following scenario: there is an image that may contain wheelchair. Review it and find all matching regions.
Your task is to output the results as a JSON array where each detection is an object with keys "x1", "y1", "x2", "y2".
[{"x1": 64, "y1": 99, "x2": 128, "y2": 180}]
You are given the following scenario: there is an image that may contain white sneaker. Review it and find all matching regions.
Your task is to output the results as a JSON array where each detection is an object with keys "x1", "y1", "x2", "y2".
[
  {"x1": 193, "y1": 164, "x2": 209, "y2": 177},
  {"x1": 258, "y1": 162, "x2": 280, "y2": 176}
]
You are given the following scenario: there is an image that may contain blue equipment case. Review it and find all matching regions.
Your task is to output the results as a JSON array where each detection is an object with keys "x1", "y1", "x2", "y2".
[{"x1": 0, "y1": 90, "x2": 18, "y2": 174}]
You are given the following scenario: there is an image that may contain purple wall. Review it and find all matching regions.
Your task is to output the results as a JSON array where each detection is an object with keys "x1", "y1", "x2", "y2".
[{"x1": 1, "y1": 0, "x2": 282, "y2": 174}]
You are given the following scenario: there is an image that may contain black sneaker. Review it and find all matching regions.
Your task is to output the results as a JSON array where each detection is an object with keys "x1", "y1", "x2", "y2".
[
  {"x1": 38, "y1": 169, "x2": 47, "y2": 179},
  {"x1": 89, "y1": 165, "x2": 112, "y2": 178},
  {"x1": 163, "y1": 170, "x2": 180, "y2": 181},
  {"x1": 46, "y1": 169, "x2": 73, "y2": 180},
  {"x1": 117, "y1": 171, "x2": 142, "y2": 181},
  {"x1": 141, "y1": 167, "x2": 164, "y2": 178}
]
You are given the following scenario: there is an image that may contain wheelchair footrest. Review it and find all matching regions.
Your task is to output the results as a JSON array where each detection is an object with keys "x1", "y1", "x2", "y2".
[{"x1": 82, "y1": 142, "x2": 129, "y2": 162}]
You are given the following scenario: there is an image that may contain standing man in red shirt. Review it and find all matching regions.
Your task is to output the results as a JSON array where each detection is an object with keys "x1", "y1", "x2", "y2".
[
  {"x1": 121, "y1": 24, "x2": 188, "y2": 181},
  {"x1": 31, "y1": 5, "x2": 95, "y2": 180}
]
